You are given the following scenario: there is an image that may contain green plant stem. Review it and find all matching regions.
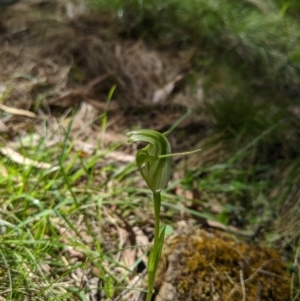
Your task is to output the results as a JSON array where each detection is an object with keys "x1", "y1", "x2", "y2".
[
  {"x1": 146, "y1": 191, "x2": 162, "y2": 301},
  {"x1": 153, "y1": 192, "x2": 161, "y2": 257}
]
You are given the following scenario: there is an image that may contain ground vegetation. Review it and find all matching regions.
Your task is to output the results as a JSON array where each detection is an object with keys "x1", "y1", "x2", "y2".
[{"x1": 0, "y1": 0, "x2": 299, "y2": 300}]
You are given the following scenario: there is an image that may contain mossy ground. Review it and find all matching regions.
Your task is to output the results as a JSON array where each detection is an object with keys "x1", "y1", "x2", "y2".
[{"x1": 155, "y1": 226, "x2": 290, "y2": 301}]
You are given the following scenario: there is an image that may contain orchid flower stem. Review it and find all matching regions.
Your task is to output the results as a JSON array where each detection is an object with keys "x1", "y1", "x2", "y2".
[
  {"x1": 146, "y1": 191, "x2": 162, "y2": 301},
  {"x1": 153, "y1": 192, "x2": 161, "y2": 252}
]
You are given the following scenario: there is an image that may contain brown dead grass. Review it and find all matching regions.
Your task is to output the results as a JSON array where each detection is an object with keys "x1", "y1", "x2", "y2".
[{"x1": 0, "y1": 0, "x2": 206, "y2": 143}]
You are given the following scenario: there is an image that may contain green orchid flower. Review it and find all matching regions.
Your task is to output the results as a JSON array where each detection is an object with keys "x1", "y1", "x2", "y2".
[{"x1": 126, "y1": 130, "x2": 171, "y2": 193}]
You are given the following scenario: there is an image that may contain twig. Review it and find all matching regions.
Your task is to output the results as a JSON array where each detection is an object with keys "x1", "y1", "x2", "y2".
[
  {"x1": 240, "y1": 270, "x2": 246, "y2": 301},
  {"x1": 226, "y1": 258, "x2": 287, "y2": 300}
]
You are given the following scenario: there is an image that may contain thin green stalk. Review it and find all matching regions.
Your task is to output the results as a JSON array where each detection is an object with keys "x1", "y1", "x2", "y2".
[
  {"x1": 153, "y1": 192, "x2": 161, "y2": 255},
  {"x1": 146, "y1": 192, "x2": 162, "y2": 301}
]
